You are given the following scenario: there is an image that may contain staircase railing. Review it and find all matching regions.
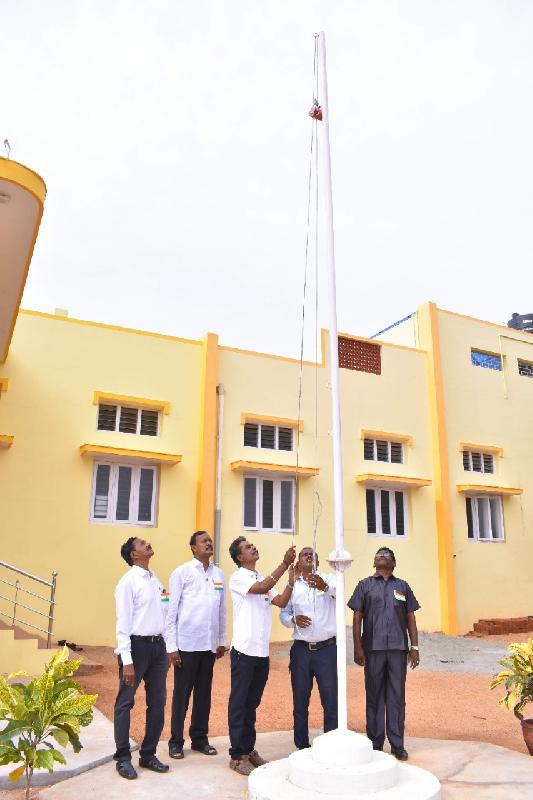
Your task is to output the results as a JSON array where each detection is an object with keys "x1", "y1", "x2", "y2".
[{"x1": 0, "y1": 561, "x2": 58, "y2": 648}]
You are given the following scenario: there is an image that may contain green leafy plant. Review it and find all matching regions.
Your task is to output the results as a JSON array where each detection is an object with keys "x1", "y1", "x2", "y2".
[
  {"x1": 490, "y1": 638, "x2": 533, "y2": 719},
  {"x1": 0, "y1": 645, "x2": 97, "y2": 800}
]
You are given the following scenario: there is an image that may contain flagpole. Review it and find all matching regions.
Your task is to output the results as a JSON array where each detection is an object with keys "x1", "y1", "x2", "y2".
[{"x1": 316, "y1": 30, "x2": 352, "y2": 731}]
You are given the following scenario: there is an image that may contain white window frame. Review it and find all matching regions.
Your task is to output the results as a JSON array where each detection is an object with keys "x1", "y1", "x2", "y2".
[
  {"x1": 242, "y1": 474, "x2": 295, "y2": 533},
  {"x1": 462, "y1": 450, "x2": 494, "y2": 474},
  {"x1": 96, "y1": 404, "x2": 160, "y2": 436},
  {"x1": 243, "y1": 423, "x2": 294, "y2": 452},
  {"x1": 89, "y1": 461, "x2": 158, "y2": 526},
  {"x1": 466, "y1": 495, "x2": 504, "y2": 542},
  {"x1": 363, "y1": 438, "x2": 403, "y2": 464},
  {"x1": 366, "y1": 486, "x2": 408, "y2": 538}
]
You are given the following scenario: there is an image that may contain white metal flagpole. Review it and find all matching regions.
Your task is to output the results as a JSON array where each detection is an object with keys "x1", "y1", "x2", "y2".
[{"x1": 316, "y1": 30, "x2": 353, "y2": 731}]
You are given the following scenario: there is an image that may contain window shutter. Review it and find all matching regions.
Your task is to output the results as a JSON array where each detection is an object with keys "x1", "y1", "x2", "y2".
[
  {"x1": 471, "y1": 452, "x2": 482, "y2": 472},
  {"x1": 363, "y1": 439, "x2": 375, "y2": 460},
  {"x1": 260, "y1": 426, "x2": 276, "y2": 449},
  {"x1": 119, "y1": 407, "x2": 138, "y2": 434},
  {"x1": 366, "y1": 489, "x2": 376, "y2": 534},
  {"x1": 140, "y1": 410, "x2": 158, "y2": 436},
  {"x1": 477, "y1": 497, "x2": 490, "y2": 538},
  {"x1": 244, "y1": 423, "x2": 259, "y2": 447},
  {"x1": 463, "y1": 451, "x2": 470, "y2": 470},
  {"x1": 243, "y1": 477, "x2": 257, "y2": 527},
  {"x1": 97, "y1": 404, "x2": 117, "y2": 431},
  {"x1": 390, "y1": 442, "x2": 403, "y2": 464},
  {"x1": 93, "y1": 464, "x2": 111, "y2": 518},
  {"x1": 262, "y1": 480, "x2": 274, "y2": 528},
  {"x1": 280, "y1": 481, "x2": 293, "y2": 530},
  {"x1": 380, "y1": 490, "x2": 391, "y2": 534},
  {"x1": 278, "y1": 427, "x2": 293, "y2": 451},
  {"x1": 489, "y1": 497, "x2": 502, "y2": 539},
  {"x1": 138, "y1": 468, "x2": 154, "y2": 522},
  {"x1": 376, "y1": 440, "x2": 389, "y2": 462},
  {"x1": 116, "y1": 466, "x2": 132, "y2": 520},
  {"x1": 466, "y1": 497, "x2": 474, "y2": 538},
  {"x1": 483, "y1": 453, "x2": 494, "y2": 474},
  {"x1": 395, "y1": 491, "x2": 405, "y2": 534}
]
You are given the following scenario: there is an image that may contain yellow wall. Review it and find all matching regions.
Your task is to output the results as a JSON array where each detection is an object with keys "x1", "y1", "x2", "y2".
[
  {"x1": 3, "y1": 302, "x2": 531, "y2": 646},
  {"x1": 217, "y1": 335, "x2": 440, "y2": 643},
  {"x1": 0, "y1": 311, "x2": 205, "y2": 645},
  {"x1": 435, "y1": 308, "x2": 533, "y2": 632}
]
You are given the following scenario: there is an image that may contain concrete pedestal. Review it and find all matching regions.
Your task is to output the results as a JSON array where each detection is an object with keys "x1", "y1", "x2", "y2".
[{"x1": 248, "y1": 729, "x2": 440, "y2": 800}]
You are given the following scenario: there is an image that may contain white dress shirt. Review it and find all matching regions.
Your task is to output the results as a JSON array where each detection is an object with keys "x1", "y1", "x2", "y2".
[
  {"x1": 280, "y1": 572, "x2": 336, "y2": 643},
  {"x1": 229, "y1": 567, "x2": 277, "y2": 658},
  {"x1": 165, "y1": 558, "x2": 227, "y2": 653},
  {"x1": 114, "y1": 565, "x2": 167, "y2": 666}
]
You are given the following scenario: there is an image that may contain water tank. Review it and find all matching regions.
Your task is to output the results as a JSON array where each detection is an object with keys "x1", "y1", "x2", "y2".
[{"x1": 507, "y1": 312, "x2": 533, "y2": 333}]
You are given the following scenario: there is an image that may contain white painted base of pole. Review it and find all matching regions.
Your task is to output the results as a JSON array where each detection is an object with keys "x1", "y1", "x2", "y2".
[{"x1": 248, "y1": 729, "x2": 441, "y2": 800}]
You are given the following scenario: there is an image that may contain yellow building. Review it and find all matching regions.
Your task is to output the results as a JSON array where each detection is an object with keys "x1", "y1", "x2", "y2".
[{"x1": 1, "y1": 156, "x2": 532, "y2": 648}]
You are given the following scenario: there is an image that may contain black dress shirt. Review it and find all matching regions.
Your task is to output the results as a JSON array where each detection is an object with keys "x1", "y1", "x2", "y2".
[{"x1": 347, "y1": 573, "x2": 420, "y2": 652}]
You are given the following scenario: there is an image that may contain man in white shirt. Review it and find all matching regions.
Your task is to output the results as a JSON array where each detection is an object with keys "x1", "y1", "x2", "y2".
[
  {"x1": 227, "y1": 536, "x2": 296, "y2": 776},
  {"x1": 113, "y1": 537, "x2": 169, "y2": 780},
  {"x1": 165, "y1": 531, "x2": 226, "y2": 760},
  {"x1": 280, "y1": 546, "x2": 338, "y2": 749}
]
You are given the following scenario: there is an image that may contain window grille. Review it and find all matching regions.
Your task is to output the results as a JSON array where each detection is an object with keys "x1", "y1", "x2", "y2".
[
  {"x1": 91, "y1": 462, "x2": 157, "y2": 525},
  {"x1": 471, "y1": 350, "x2": 502, "y2": 371},
  {"x1": 243, "y1": 476, "x2": 295, "y2": 533},
  {"x1": 463, "y1": 450, "x2": 494, "y2": 474},
  {"x1": 466, "y1": 495, "x2": 503, "y2": 541},
  {"x1": 365, "y1": 488, "x2": 406, "y2": 537},
  {"x1": 243, "y1": 423, "x2": 294, "y2": 452},
  {"x1": 97, "y1": 403, "x2": 159, "y2": 436},
  {"x1": 364, "y1": 438, "x2": 403, "y2": 464}
]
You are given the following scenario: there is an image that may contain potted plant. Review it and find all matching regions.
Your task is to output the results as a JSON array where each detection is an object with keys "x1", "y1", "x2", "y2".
[
  {"x1": 490, "y1": 638, "x2": 533, "y2": 755},
  {"x1": 0, "y1": 645, "x2": 98, "y2": 799}
]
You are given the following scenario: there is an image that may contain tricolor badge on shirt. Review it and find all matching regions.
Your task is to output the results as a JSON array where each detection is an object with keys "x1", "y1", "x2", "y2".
[
  {"x1": 394, "y1": 590, "x2": 406, "y2": 602},
  {"x1": 213, "y1": 581, "x2": 224, "y2": 592},
  {"x1": 160, "y1": 589, "x2": 170, "y2": 603}
]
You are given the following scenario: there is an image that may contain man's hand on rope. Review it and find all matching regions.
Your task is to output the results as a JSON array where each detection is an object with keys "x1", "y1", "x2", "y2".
[
  {"x1": 283, "y1": 545, "x2": 296, "y2": 566},
  {"x1": 294, "y1": 614, "x2": 312, "y2": 628},
  {"x1": 306, "y1": 573, "x2": 328, "y2": 592}
]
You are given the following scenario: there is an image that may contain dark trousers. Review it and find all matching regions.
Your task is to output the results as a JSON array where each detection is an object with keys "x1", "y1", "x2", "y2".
[
  {"x1": 228, "y1": 648, "x2": 269, "y2": 759},
  {"x1": 169, "y1": 650, "x2": 216, "y2": 749},
  {"x1": 289, "y1": 640, "x2": 338, "y2": 748},
  {"x1": 113, "y1": 637, "x2": 167, "y2": 763},
  {"x1": 364, "y1": 650, "x2": 407, "y2": 751}
]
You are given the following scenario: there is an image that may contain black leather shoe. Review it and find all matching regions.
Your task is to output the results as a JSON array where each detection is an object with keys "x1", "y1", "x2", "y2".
[
  {"x1": 169, "y1": 745, "x2": 184, "y2": 759},
  {"x1": 391, "y1": 747, "x2": 409, "y2": 761},
  {"x1": 373, "y1": 744, "x2": 383, "y2": 751},
  {"x1": 139, "y1": 756, "x2": 170, "y2": 772},
  {"x1": 191, "y1": 743, "x2": 217, "y2": 755},
  {"x1": 116, "y1": 760, "x2": 138, "y2": 780}
]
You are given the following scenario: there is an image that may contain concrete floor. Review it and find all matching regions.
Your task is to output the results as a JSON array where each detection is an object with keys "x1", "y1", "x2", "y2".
[{"x1": 24, "y1": 715, "x2": 533, "y2": 800}]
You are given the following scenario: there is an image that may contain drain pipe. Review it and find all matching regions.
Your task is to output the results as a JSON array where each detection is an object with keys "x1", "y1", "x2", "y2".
[{"x1": 214, "y1": 383, "x2": 225, "y2": 566}]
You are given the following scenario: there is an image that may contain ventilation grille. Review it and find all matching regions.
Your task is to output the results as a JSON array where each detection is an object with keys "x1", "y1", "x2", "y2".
[{"x1": 338, "y1": 337, "x2": 381, "y2": 374}]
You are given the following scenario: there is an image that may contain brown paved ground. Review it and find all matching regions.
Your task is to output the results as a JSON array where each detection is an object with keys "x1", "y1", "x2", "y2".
[
  {"x1": 1, "y1": 632, "x2": 530, "y2": 799},
  {"x1": 75, "y1": 632, "x2": 530, "y2": 756}
]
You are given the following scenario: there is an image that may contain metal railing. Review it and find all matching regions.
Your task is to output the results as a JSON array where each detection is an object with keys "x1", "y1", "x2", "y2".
[{"x1": 0, "y1": 560, "x2": 58, "y2": 648}]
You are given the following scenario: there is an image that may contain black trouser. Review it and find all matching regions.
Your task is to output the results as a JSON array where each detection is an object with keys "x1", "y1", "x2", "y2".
[
  {"x1": 364, "y1": 650, "x2": 407, "y2": 751},
  {"x1": 228, "y1": 648, "x2": 269, "y2": 759},
  {"x1": 169, "y1": 650, "x2": 216, "y2": 749},
  {"x1": 289, "y1": 639, "x2": 338, "y2": 748},
  {"x1": 113, "y1": 636, "x2": 167, "y2": 763}
]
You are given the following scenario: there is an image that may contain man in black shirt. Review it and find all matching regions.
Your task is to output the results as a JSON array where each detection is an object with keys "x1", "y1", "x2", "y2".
[{"x1": 347, "y1": 547, "x2": 420, "y2": 761}]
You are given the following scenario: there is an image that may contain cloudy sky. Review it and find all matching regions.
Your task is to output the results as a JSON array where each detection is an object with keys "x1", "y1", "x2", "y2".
[{"x1": 3, "y1": 1, "x2": 533, "y2": 357}]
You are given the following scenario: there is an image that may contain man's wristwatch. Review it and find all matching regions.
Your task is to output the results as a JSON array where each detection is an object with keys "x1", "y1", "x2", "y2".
[{"x1": 410, "y1": 645, "x2": 419, "y2": 651}]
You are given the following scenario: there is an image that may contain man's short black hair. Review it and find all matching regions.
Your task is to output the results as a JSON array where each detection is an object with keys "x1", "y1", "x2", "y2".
[
  {"x1": 190, "y1": 530, "x2": 208, "y2": 548},
  {"x1": 229, "y1": 536, "x2": 246, "y2": 566},
  {"x1": 376, "y1": 546, "x2": 396, "y2": 561},
  {"x1": 120, "y1": 537, "x2": 137, "y2": 566}
]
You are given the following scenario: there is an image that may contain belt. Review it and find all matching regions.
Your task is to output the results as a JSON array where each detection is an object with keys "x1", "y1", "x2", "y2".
[
  {"x1": 130, "y1": 634, "x2": 163, "y2": 642},
  {"x1": 296, "y1": 636, "x2": 336, "y2": 651}
]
